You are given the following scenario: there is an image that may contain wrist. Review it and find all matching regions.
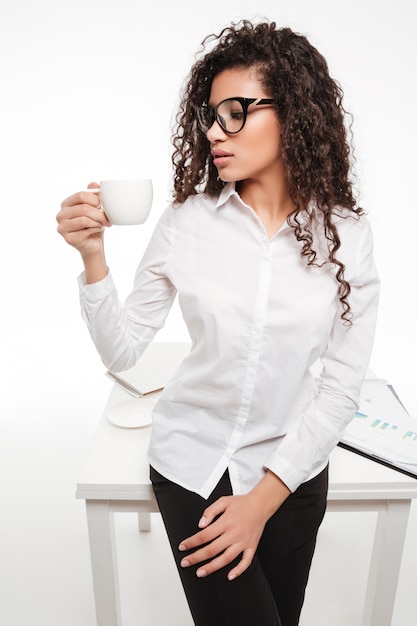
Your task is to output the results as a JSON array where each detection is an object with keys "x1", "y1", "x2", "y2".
[
  {"x1": 81, "y1": 251, "x2": 108, "y2": 284},
  {"x1": 249, "y1": 470, "x2": 291, "y2": 520}
]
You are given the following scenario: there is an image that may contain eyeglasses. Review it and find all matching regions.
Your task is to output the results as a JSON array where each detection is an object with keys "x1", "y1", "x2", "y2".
[{"x1": 197, "y1": 97, "x2": 276, "y2": 135}]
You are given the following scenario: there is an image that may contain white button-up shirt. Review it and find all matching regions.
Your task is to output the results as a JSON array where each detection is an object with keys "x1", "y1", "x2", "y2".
[{"x1": 79, "y1": 183, "x2": 380, "y2": 498}]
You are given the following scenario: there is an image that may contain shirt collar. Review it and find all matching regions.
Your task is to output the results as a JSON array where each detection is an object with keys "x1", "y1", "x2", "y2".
[
  {"x1": 216, "y1": 182, "x2": 238, "y2": 209},
  {"x1": 214, "y1": 181, "x2": 315, "y2": 231}
]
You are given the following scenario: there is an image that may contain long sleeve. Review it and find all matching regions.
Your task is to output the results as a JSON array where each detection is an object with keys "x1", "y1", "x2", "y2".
[
  {"x1": 78, "y1": 206, "x2": 177, "y2": 372},
  {"x1": 264, "y1": 216, "x2": 380, "y2": 492}
]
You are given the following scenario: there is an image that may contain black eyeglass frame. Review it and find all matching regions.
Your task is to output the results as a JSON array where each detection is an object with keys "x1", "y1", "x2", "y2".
[{"x1": 198, "y1": 97, "x2": 276, "y2": 135}]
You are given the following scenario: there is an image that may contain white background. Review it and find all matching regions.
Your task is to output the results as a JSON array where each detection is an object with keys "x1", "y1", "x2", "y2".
[
  {"x1": 1, "y1": 0, "x2": 416, "y2": 624},
  {"x1": 1, "y1": 0, "x2": 416, "y2": 412}
]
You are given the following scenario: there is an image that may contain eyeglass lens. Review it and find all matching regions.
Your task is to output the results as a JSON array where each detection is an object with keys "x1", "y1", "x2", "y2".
[
  {"x1": 199, "y1": 98, "x2": 246, "y2": 134},
  {"x1": 216, "y1": 99, "x2": 245, "y2": 133}
]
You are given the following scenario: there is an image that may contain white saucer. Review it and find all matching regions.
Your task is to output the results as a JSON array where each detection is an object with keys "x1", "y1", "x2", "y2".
[{"x1": 106, "y1": 398, "x2": 153, "y2": 428}]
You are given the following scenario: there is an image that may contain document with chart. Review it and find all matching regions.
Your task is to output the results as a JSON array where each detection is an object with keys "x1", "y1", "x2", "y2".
[{"x1": 339, "y1": 379, "x2": 417, "y2": 478}]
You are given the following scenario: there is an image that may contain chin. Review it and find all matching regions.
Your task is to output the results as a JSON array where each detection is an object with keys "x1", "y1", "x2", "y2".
[{"x1": 217, "y1": 172, "x2": 239, "y2": 184}]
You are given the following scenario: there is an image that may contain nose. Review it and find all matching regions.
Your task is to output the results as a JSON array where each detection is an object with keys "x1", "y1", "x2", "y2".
[{"x1": 206, "y1": 118, "x2": 227, "y2": 142}]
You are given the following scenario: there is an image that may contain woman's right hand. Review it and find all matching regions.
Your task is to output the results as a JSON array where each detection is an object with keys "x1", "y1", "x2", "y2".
[{"x1": 56, "y1": 183, "x2": 111, "y2": 260}]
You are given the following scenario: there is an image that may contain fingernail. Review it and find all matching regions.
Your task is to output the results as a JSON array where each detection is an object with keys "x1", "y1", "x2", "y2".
[
  {"x1": 178, "y1": 543, "x2": 186, "y2": 551},
  {"x1": 228, "y1": 573, "x2": 236, "y2": 581},
  {"x1": 196, "y1": 569, "x2": 207, "y2": 578},
  {"x1": 181, "y1": 559, "x2": 190, "y2": 568},
  {"x1": 198, "y1": 516, "x2": 207, "y2": 528}
]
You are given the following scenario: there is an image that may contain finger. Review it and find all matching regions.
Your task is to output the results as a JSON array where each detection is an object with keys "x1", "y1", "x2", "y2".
[
  {"x1": 178, "y1": 522, "x2": 221, "y2": 552},
  {"x1": 57, "y1": 201, "x2": 104, "y2": 229},
  {"x1": 198, "y1": 497, "x2": 228, "y2": 529},
  {"x1": 57, "y1": 203, "x2": 110, "y2": 229},
  {"x1": 179, "y1": 505, "x2": 231, "y2": 550},
  {"x1": 180, "y1": 533, "x2": 228, "y2": 569},
  {"x1": 57, "y1": 214, "x2": 107, "y2": 237},
  {"x1": 64, "y1": 227, "x2": 105, "y2": 248},
  {"x1": 194, "y1": 545, "x2": 243, "y2": 578},
  {"x1": 61, "y1": 190, "x2": 101, "y2": 212},
  {"x1": 178, "y1": 497, "x2": 231, "y2": 551},
  {"x1": 226, "y1": 549, "x2": 255, "y2": 581}
]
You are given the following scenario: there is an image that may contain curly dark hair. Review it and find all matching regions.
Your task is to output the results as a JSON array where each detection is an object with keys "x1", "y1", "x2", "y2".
[{"x1": 171, "y1": 20, "x2": 364, "y2": 322}]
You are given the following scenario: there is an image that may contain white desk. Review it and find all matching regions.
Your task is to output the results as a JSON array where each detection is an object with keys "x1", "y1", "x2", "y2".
[{"x1": 77, "y1": 359, "x2": 417, "y2": 626}]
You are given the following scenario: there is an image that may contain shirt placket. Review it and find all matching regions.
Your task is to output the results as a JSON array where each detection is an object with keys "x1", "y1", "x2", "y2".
[{"x1": 227, "y1": 238, "x2": 272, "y2": 453}]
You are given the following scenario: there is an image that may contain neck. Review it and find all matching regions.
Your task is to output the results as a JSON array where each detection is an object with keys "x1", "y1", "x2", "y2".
[{"x1": 238, "y1": 177, "x2": 295, "y2": 239}]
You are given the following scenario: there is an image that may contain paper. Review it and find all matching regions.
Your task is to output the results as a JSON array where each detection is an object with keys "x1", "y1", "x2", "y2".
[{"x1": 341, "y1": 379, "x2": 417, "y2": 476}]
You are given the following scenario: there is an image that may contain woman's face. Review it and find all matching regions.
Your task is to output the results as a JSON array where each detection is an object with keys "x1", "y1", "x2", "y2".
[{"x1": 206, "y1": 68, "x2": 283, "y2": 184}]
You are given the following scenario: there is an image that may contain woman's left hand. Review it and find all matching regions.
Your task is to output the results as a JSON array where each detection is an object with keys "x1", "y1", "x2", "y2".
[{"x1": 178, "y1": 471, "x2": 290, "y2": 581}]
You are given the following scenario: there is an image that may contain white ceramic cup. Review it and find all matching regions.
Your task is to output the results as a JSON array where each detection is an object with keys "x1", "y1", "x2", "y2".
[{"x1": 98, "y1": 179, "x2": 153, "y2": 225}]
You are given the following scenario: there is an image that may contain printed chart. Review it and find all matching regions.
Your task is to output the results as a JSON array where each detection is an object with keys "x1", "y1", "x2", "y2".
[{"x1": 340, "y1": 379, "x2": 417, "y2": 476}]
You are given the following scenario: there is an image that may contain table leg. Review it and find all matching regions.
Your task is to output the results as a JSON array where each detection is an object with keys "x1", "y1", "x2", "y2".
[
  {"x1": 362, "y1": 499, "x2": 411, "y2": 626},
  {"x1": 85, "y1": 500, "x2": 122, "y2": 626},
  {"x1": 138, "y1": 512, "x2": 152, "y2": 532}
]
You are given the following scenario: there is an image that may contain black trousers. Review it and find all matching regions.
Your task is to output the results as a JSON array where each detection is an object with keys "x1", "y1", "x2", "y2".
[{"x1": 150, "y1": 464, "x2": 328, "y2": 626}]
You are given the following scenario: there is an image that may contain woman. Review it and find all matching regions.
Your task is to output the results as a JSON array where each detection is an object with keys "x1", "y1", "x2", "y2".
[{"x1": 57, "y1": 20, "x2": 379, "y2": 626}]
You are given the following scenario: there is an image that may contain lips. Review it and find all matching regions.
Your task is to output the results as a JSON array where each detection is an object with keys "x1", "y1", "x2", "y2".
[{"x1": 211, "y1": 149, "x2": 233, "y2": 167}]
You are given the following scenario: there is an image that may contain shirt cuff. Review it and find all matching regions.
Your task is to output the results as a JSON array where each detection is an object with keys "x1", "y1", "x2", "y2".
[
  {"x1": 264, "y1": 454, "x2": 300, "y2": 493},
  {"x1": 77, "y1": 269, "x2": 114, "y2": 303},
  {"x1": 264, "y1": 454, "x2": 329, "y2": 494}
]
